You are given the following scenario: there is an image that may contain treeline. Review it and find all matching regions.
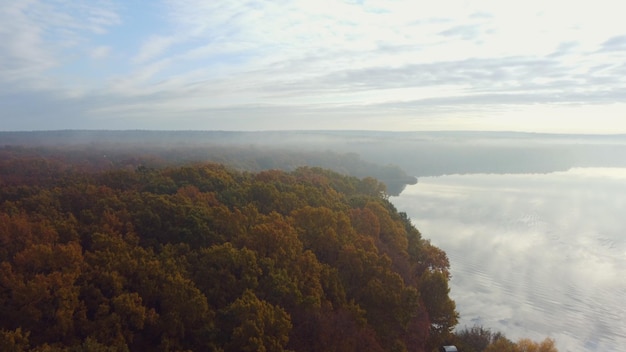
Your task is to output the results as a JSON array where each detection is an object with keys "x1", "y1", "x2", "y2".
[
  {"x1": 1, "y1": 153, "x2": 453, "y2": 351},
  {"x1": 0, "y1": 135, "x2": 417, "y2": 196},
  {"x1": 6, "y1": 129, "x2": 626, "y2": 178}
]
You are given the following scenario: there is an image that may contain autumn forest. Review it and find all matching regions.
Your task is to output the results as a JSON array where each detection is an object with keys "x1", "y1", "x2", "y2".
[{"x1": 0, "y1": 140, "x2": 557, "y2": 352}]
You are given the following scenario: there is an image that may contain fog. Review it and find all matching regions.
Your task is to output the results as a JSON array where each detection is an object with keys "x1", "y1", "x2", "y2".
[
  {"x1": 391, "y1": 168, "x2": 626, "y2": 351},
  {"x1": 4, "y1": 131, "x2": 626, "y2": 177}
]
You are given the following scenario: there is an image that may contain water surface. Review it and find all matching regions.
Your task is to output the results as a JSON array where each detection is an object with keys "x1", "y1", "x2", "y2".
[{"x1": 391, "y1": 168, "x2": 626, "y2": 352}]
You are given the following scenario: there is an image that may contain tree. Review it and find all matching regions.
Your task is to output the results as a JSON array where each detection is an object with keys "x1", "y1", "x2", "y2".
[
  {"x1": 222, "y1": 290, "x2": 292, "y2": 352},
  {"x1": 190, "y1": 243, "x2": 261, "y2": 309},
  {"x1": 0, "y1": 241, "x2": 84, "y2": 346},
  {"x1": 0, "y1": 328, "x2": 30, "y2": 352},
  {"x1": 418, "y1": 270, "x2": 459, "y2": 350},
  {"x1": 0, "y1": 155, "x2": 466, "y2": 351},
  {"x1": 241, "y1": 212, "x2": 303, "y2": 261},
  {"x1": 485, "y1": 337, "x2": 518, "y2": 352},
  {"x1": 454, "y1": 325, "x2": 506, "y2": 352},
  {"x1": 516, "y1": 337, "x2": 558, "y2": 352}
]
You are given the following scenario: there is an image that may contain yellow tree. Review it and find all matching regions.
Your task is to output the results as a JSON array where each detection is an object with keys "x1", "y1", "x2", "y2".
[
  {"x1": 516, "y1": 337, "x2": 558, "y2": 352},
  {"x1": 485, "y1": 337, "x2": 518, "y2": 352}
]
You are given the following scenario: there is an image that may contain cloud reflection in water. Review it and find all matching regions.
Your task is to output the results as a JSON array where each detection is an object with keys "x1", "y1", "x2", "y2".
[{"x1": 391, "y1": 168, "x2": 626, "y2": 352}]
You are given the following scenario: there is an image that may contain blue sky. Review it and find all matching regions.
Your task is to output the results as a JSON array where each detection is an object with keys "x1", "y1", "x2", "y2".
[{"x1": 1, "y1": 0, "x2": 626, "y2": 132}]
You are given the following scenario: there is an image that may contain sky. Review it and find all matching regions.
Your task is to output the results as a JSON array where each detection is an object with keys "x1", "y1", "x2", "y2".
[{"x1": 1, "y1": 0, "x2": 626, "y2": 132}]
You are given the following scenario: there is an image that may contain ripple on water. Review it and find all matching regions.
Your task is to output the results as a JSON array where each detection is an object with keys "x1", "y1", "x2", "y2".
[{"x1": 391, "y1": 171, "x2": 626, "y2": 352}]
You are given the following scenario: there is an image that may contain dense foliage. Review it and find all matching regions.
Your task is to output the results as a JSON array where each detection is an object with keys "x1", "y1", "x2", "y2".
[
  {"x1": 452, "y1": 326, "x2": 558, "y2": 352},
  {"x1": 0, "y1": 152, "x2": 455, "y2": 351}
]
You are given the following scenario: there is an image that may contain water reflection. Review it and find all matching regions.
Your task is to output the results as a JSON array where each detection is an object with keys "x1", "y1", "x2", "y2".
[{"x1": 391, "y1": 168, "x2": 626, "y2": 352}]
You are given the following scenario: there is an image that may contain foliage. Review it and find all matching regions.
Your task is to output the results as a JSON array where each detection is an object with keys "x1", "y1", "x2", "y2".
[
  {"x1": 453, "y1": 325, "x2": 559, "y2": 352},
  {"x1": 0, "y1": 148, "x2": 556, "y2": 351}
]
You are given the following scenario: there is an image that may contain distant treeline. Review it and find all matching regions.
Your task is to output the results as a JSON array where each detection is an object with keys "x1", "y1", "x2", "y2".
[
  {"x1": 0, "y1": 133, "x2": 417, "y2": 196},
  {"x1": 3, "y1": 130, "x2": 626, "y2": 177}
]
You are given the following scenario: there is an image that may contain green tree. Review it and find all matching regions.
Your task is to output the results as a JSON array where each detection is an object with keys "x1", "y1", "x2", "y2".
[
  {"x1": 222, "y1": 290, "x2": 292, "y2": 352},
  {"x1": 418, "y1": 270, "x2": 459, "y2": 350},
  {"x1": 189, "y1": 243, "x2": 261, "y2": 309},
  {"x1": 454, "y1": 325, "x2": 505, "y2": 352}
]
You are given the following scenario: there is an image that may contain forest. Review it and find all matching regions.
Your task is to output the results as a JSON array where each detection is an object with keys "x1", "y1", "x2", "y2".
[{"x1": 0, "y1": 145, "x2": 556, "y2": 351}]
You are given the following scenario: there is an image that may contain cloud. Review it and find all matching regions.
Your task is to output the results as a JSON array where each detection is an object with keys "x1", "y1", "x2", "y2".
[
  {"x1": 547, "y1": 41, "x2": 579, "y2": 57},
  {"x1": 0, "y1": 2, "x2": 57, "y2": 85},
  {"x1": 0, "y1": 1, "x2": 120, "y2": 90},
  {"x1": 2, "y1": 0, "x2": 626, "y2": 131},
  {"x1": 90, "y1": 45, "x2": 112, "y2": 59},
  {"x1": 132, "y1": 35, "x2": 177, "y2": 64},
  {"x1": 600, "y1": 35, "x2": 626, "y2": 52},
  {"x1": 439, "y1": 24, "x2": 485, "y2": 41}
]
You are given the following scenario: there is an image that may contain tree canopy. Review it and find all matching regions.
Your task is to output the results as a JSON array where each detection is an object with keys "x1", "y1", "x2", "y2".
[
  {"x1": 0, "y1": 147, "x2": 557, "y2": 351},
  {"x1": 0, "y1": 149, "x2": 453, "y2": 351}
]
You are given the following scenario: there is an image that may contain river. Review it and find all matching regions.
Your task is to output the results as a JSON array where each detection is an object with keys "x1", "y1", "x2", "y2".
[{"x1": 390, "y1": 168, "x2": 626, "y2": 352}]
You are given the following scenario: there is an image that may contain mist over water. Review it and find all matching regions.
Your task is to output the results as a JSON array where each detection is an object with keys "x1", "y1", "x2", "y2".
[{"x1": 391, "y1": 168, "x2": 626, "y2": 352}]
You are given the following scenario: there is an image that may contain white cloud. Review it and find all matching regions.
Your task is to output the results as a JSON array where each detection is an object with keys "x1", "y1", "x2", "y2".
[
  {"x1": 90, "y1": 45, "x2": 111, "y2": 59},
  {"x1": 0, "y1": 0, "x2": 120, "y2": 91},
  {"x1": 0, "y1": 2, "x2": 57, "y2": 84},
  {"x1": 2, "y1": 0, "x2": 626, "y2": 131},
  {"x1": 132, "y1": 35, "x2": 177, "y2": 64}
]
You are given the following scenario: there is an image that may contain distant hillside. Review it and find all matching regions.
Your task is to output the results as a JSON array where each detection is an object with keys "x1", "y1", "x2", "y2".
[
  {"x1": 0, "y1": 131, "x2": 417, "y2": 196},
  {"x1": 3, "y1": 130, "x2": 626, "y2": 178}
]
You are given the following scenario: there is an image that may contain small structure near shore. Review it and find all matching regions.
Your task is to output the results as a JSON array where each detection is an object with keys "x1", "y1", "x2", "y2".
[{"x1": 439, "y1": 346, "x2": 458, "y2": 352}]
